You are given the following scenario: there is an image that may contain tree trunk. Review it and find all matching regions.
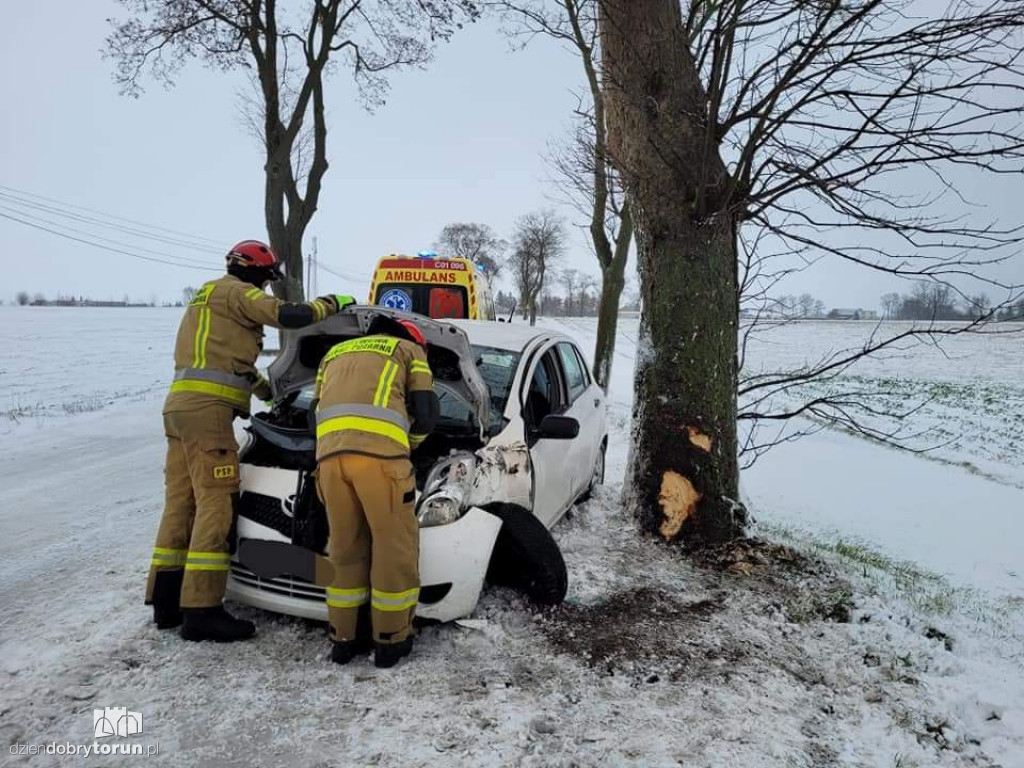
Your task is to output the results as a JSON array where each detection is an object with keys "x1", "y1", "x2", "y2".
[
  {"x1": 592, "y1": 206, "x2": 633, "y2": 390},
  {"x1": 601, "y1": 0, "x2": 745, "y2": 547}
]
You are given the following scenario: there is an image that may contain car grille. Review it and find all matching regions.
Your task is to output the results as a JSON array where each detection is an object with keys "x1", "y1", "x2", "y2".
[
  {"x1": 230, "y1": 563, "x2": 325, "y2": 602},
  {"x1": 230, "y1": 565, "x2": 452, "y2": 606},
  {"x1": 239, "y1": 492, "x2": 294, "y2": 539}
]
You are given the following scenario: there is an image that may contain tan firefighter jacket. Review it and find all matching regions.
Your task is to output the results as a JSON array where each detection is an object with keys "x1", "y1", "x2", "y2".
[
  {"x1": 165, "y1": 275, "x2": 338, "y2": 414},
  {"x1": 314, "y1": 334, "x2": 434, "y2": 461}
]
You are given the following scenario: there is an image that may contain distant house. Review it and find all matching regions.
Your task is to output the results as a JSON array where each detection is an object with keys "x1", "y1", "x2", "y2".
[{"x1": 827, "y1": 308, "x2": 878, "y2": 320}]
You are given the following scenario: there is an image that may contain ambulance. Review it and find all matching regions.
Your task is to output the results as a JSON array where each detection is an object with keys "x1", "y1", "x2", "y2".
[{"x1": 368, "y1": 252, "x2": 497, "y2": 321}]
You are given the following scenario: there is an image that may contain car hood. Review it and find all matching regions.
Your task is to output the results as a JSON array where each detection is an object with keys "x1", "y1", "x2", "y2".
[{"x1": 267, "y1": 306, "x2": 491, "y2": 436}]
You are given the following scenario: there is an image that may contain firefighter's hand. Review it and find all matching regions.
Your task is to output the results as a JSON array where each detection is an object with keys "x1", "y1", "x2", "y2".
[{"x1": 319, "y1": 294, "x2": 356, "y2": 312}]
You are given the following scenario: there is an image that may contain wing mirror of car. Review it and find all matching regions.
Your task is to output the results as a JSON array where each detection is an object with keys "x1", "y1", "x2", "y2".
[{"x1": 536, "y1": 414, "x2": 580, "y2": 440}]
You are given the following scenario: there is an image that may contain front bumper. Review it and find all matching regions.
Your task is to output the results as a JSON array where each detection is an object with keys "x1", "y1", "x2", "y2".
[{"x1": 226, "y1": 465, "x2": 502, "y2": 623}]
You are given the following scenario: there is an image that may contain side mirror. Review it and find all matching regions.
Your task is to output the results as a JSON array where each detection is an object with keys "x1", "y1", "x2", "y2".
[{"x1": 536, "y1": 414, "x2": 580, "y2": 440}]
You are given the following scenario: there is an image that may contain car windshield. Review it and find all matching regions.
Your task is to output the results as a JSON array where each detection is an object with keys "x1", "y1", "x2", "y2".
[
  {"x1": 294, "y1": 344, "x2": 520, "y2": 435},
  {"x1": 436, "y1": 345, "x2": 520, "y2": 434}
]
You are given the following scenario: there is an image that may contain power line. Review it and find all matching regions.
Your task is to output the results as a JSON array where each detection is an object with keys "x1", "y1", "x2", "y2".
[
  {"x1": 0, "y1": 202, "x2": 217, "y2": 269},
  {"x1": 0, "y1": 190, "x2": 224, "y2": 255},
  {"x1": 0, "y1": 210, "x2": 220, "y2": 272},
  {"x1": 316, "y1": 260, "x2": 369, "y2": 283},
  {"x1": 0, "y1": 183, "x2": 224, "y2": 247}
]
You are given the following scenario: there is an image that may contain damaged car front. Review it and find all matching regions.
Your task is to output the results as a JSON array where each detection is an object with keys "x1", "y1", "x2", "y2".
[{"x1": 225, "y1": 307, "x2": 534, "y2": 624}]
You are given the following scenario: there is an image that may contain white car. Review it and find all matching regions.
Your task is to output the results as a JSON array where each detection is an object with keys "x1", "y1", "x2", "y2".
[{"x1": 226, "y1": 307, "x2": 608, "y2": 624}]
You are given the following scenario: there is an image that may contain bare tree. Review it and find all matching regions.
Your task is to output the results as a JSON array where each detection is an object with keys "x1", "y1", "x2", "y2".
[
  {"x1": 106, "y1": 0, "x2": 479, "y2": 300},
  {"x1": 510, "y1": 210, "x2": 566, "y2": 326},
  {"x1": 969, "y1": 293, "x2": 992, "y2": 320},
  {"x1": 797, "y1": 293, "x2": 817, "y2": 319},
  {"x1": 434, "y1": 222, "x2": 507, "y2": 277},
  {"x1": 880, "y1": 292, "x2": 902, "y2": 320},
  {"x1": 16, "y1": 291, "x2": 30, "y2": 306},
  {"x1": 560, "y1": 268, "x2": 581, "y2": 315},
  {"x1": 600, "y1": 0, "x2": 1024, "y2": 547},
  {"x1": 492, "y1": 0, "x2": 632, "y2": 389}
]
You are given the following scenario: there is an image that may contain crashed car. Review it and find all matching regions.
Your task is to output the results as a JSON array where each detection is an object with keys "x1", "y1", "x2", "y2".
[{"x1": 226, "y1": 307, "x2": 608, "y2": 623}]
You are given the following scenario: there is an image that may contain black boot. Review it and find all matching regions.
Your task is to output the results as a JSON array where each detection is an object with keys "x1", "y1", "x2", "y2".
[
  {"x1": 180, "y1": 606, "x2": 255, "y2": 642},
  {"x1": 151, "y1": 570, "x2": 183, "y2": 630},
  {"x1": 330, "y1": 636, "x2": 373, "y2": 665},
  {"x1": 374, "y1": 637, "x2": 413, "y2": 669},
  {"x1": 329, "y1": 605, "x2": 373, "y2": 665}
]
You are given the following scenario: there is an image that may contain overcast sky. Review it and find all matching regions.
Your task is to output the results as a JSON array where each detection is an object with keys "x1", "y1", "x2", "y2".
[{"x1": 2, "y1": 2, "x2": 1020, "y2": 310}]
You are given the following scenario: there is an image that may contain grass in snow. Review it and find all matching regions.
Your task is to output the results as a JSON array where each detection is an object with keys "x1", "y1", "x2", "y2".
[
  {"x1": 753, "y1": 375, "x2": 1024, "y2": 485},
  {"x1": 758, "y1": 521, "x2": 1023, "y2": 632}
]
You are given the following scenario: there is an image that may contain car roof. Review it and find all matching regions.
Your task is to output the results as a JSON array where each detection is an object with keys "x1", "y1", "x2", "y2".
[{"x1": 446, "y1": 319, "x2": 568, "y2": 353}]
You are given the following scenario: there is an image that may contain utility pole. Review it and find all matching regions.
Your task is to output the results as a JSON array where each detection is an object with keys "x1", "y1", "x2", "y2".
[
  {"x1": 306, "y1": 252, "x2": 312, "y2": 298},
  {"x1": 310, "y1": 237, "x2": 318, "y2": 297}
]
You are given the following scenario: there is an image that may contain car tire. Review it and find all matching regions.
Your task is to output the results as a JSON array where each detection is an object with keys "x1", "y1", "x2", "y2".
[
  {"x1": 483, "y1": 503, "x2": 568, "y2": 606},
  {"x1": 576, "y1": 440, "x2": 607, "y2": 504}
]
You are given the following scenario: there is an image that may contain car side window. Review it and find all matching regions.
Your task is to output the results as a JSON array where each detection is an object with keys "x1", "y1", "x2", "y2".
[
  {"x1": 572, "y1": 344, "x2": 592, "y2": 388},
  {"x1": 556, "y1": 342, "x2": 586, "y2": 404},
  {"x1": 525, "y1": 349, "x2": 565, "y2": 427}
]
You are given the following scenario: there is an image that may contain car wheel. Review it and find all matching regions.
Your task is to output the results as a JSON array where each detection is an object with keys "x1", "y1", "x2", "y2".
[
  {"x1": 482, "y1": 503, "x2": 568, "y2": 606},
  {"x1": 576, "y1": 441, "x2": 607, "y2": 504}
]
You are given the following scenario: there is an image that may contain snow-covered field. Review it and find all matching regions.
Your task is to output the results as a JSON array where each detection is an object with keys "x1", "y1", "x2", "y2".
[{"x1": 1, "y1": 307, "x2": 1022, "y2": 767}]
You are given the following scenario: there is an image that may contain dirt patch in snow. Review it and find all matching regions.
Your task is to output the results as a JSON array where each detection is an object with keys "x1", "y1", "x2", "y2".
[{"x1": 541, "y1": 538, "x2": 854, "y2": 685}]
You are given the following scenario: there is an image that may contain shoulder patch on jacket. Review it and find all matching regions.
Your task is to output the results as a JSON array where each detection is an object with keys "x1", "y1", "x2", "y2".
[{"x1": 190, "y1": 283, "x2": 215, "y2": 306}]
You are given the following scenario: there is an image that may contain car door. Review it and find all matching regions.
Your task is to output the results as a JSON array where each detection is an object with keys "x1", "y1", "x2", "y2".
[
  {"x1": 522, "y1": 346, "x2": 573, "y2": 527},
  {"x1": 554, "y1": 342, "x2": 602, "y2": 499}
]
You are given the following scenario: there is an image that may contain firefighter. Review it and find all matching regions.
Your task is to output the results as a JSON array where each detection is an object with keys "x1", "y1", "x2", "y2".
[
  {"x1": 312, "y1": 314, "x2": 439, "y2": 668},
  {"x1": 146, "y1": 239, "x2": 355, "y2": 642}
]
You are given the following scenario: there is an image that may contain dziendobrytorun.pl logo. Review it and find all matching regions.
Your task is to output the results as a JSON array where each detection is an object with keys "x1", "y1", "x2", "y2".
[{"x1": 9, "y1": 706, "x2": 160, "y2": 758}]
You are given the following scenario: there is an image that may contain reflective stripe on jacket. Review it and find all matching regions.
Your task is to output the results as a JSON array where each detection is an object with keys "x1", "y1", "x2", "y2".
[
  {"x1": 164, "y1": 275, "x2": 337, "y2": 414},
  {"x1": 314, "y1": 334, "x2": 433, "y2": 461}
]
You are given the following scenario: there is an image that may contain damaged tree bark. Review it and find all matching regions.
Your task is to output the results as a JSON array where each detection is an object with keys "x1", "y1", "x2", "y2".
[{"x1": 601, "y1": 0, "x2": 744, "y2": 546}]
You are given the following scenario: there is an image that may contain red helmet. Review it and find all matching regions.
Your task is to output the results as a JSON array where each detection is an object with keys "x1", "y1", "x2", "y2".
[
  {"x1": 226, "y1": 240, "x2": 282, "y2": 278},
  {"x1": 398, "y1": 319, "x2": 426, "y2": 347}
]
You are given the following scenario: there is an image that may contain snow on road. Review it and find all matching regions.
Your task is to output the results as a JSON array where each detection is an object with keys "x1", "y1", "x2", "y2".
[{"x1": 0, "y1": 307, "x2": 1022, "y2": 767}]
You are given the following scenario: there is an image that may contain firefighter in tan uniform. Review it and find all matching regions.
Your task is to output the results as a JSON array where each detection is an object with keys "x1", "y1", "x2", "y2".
[
  {"x1": 313, "y1": 315, "x2": 439, "y2": 668},
  {"x1": 146, "y1": 239, "x2": 355, "y2": 642}
]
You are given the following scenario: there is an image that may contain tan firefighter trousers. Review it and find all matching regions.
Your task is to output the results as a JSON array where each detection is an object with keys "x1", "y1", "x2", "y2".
[
  {"x1": 145, "y1": 404, "x2": 240, "y2": 608},
  {"x1": 316, "y1": 454, "x2": 420, "y2": 644}
]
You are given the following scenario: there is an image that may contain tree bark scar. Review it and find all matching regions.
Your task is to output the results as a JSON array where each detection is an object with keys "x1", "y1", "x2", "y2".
[
  {"x1": 686, "y1": 426, "x2": 713, "y2": 453},
  {"x1": 658, "y1": 471, "x2": 702, "y2": 540}
]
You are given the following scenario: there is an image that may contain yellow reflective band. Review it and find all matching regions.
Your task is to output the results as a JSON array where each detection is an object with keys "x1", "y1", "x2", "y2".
[
  {"x1": 410, "y1": 433, "x2": 427, "y2": 448},
  {"x1": 170, "y1": 380, "x2": 250, "y2": 407},
  {"x1": 371, "y1": 587, "x2": 419, "y2": 611},
  {"x1": 151, "y1": 550, "x2": 186, "y2": 566},
  {"x1": 317, "y1": 415, "x2": 410, "y2": 448},
  {"x1": 410, "y1": 361, "x2": 432, "y2": 375},
  {"x1": 191, "y1": 307, "x2": 212, "y2": 369},
  {"x1": 245, "y1": 287, "x2": 265, "y2": 300},
  {"x1": 373, "y1": 361, "x2": 398, "y2": 407},
  {"x1": 198, "y1": 308, "x2": 211, "y2": 368},
  {"x1": 185, "y1": 551, "x2": 230, "y2": 571},
  {"x1": 325, "y1": 587, "x2": 370, "y2": 608}
]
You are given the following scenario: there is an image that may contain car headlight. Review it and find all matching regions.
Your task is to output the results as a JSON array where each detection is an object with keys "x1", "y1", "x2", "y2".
[
  {"x1": 417, "y1": 491, "x2": 465, "y2": 528},
  {"x1": 417, "y1": 452, "x2": 477, "y2": 528}
]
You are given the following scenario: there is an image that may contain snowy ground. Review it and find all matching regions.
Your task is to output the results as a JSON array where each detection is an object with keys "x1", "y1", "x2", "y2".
[{"x1": 1, "y1": 307, "x2": 1022, "y2": 767}]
